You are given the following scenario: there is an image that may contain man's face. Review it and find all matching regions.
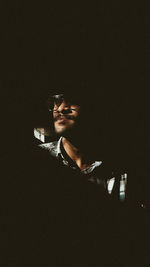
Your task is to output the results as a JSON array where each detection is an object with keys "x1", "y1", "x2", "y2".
[{"x1": 53, "y1": 99, "x2": 80, "y2": 135}]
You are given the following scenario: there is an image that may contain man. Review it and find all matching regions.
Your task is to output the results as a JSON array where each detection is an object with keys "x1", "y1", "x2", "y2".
[
  {"x1": 40, "y1": 92, "x2": 127, "y2": 201},
  {"x1": 1, "y1": 91, "x2": 149, "y2": 267},
  {"x1": 31, "y1": 91, "x2": 150, "y2": 267},
  {"x1": 37, "y1": 92, "x2": 139, "y2": 266}
]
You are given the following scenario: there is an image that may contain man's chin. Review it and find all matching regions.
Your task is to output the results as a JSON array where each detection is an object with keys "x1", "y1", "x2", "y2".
[
  {"x1": 55, "y1": 126, "x2": 69, "y2": 135},
  {"x1": 55, "y1": 126, "x2": 74, "y2": 137}
]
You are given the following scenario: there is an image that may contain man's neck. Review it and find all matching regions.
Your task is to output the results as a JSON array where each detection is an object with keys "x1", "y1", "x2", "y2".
[{"x1": 62, "y1": 137, "x2": 90, "y2": 170}]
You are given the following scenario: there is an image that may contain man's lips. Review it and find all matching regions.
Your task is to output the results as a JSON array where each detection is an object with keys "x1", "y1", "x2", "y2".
[
  {"x1": 54, "y1": 116, "x2": 69, "y2": 123},
  {"x1": 56, "y1": 117, "x2": 67, "y2": 122},
  {"x1": 54, "y1": 115, "x2": 75, "y2": 122}
]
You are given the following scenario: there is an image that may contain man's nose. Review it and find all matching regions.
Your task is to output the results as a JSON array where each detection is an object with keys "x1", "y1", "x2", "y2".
[{"x1": 57, "y1": 104, "x2": 72, "y2": 114}]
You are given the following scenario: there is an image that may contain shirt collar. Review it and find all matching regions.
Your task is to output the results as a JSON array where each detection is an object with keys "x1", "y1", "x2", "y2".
[{"x1": 56, "y1": 136, "x2": 63, "y2": 157}]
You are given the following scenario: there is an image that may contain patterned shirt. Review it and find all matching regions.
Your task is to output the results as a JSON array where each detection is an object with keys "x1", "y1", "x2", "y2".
[{"x1": 39, "y1": 137, "x2": 127, "y2": 201}]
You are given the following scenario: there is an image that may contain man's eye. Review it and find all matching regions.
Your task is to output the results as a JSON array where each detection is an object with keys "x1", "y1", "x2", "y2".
[
  {"x1": 49, "y1": 106, "x2": 58, "y2": 112},
  {"x1": 49, "y1": 107, "x2": 77, "y2": 112}
]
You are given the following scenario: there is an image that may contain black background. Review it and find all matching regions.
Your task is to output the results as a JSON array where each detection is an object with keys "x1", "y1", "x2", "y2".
[
  {"x1": 0, "y1": 2, "x2": 150, "y2": 265},
  {"x1": 0, "y1": 1, "x2": 150, "y2": 165}
]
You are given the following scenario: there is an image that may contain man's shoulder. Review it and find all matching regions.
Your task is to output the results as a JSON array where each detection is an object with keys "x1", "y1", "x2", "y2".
[{"x1": 39, "y1": 141, "x2": 58, "y2": 157}]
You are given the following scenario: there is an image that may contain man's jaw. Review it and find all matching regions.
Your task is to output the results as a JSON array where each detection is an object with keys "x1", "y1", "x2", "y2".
[{"x1": 54, "y1": 120, "x2": 76, "y2": 136}]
